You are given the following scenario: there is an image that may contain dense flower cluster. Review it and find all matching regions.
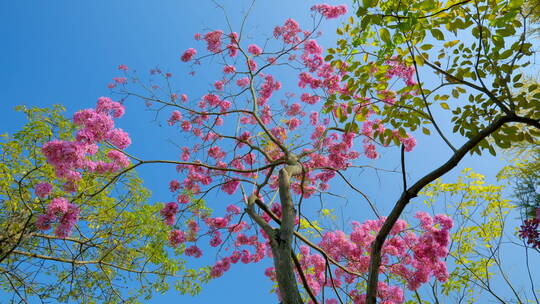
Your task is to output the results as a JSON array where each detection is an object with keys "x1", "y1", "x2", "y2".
[
  {"x1": 42, "y1": 97, "x2": 131, "y2": 185},
  {"x1": 39, "y1": 97, "x2": 131, "y2": 238},
  {"x1": 247, "y1": 44, "x2": 262, "y2": 56},
  {"x1": 181, "y1": 48, "x2": 197, "y2": 62},
  {"x1": 34, "y1": 182, "x2": 53, "y2": 198},
  {"x1": 160, "y1": 202, "x2": 179, "y2": 226},
  {"x1": 310, "y1": 4, "x2": 347, "y2": 19},
  {"x1": 204, "y1": 30, "x2": 223, "y2": 53},
  {"x1": 36, "y1": 197, "x2": 80, "y2": 238},
  {"x1": 266, "y1": 213, "x2": 453, "y2": 304},
  {"x1": 169, "y1": 229, "x2": 186, "y2": 247}
]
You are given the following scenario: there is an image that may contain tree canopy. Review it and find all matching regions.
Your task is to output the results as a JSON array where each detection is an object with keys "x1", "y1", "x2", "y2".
[{"x1": 1, "y1": 1, "x2": 539, "y2": 303}]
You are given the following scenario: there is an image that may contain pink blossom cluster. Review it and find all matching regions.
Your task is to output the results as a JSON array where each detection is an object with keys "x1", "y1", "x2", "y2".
[
  {"x1": 273, "y1": 18, "x2": 302, "y2": 44},
  {"x1": 311, "y1": 4, "x2": 348, "y2": 19},
  {"x1": 168, "y1": 110, "x2": 183, "y2": 126},
  {"x1": 160, "y1": 202, "x2": 179, "y2": 226},
  {"x1": 34, "y1": 182, "x2": 53, "y2": 198},
  {"x1": 36, "y1": 197, "x2": 80, "y2": 238},
  {"x1": 221, "y1": 179, "x2": 240, "y2": 195},
  {"x1": 263, "y1": 212, "x2": 453, "y2": 303},
  {"x1": 181, "y1": 48, "x2": 197, "y2": 62},
  {"x1": 204, "y1": 30, "x2": 223, "y2": 53},
  {"x1": 158, "y1": 197, "x2": 270, "y2": 280},
  {"x1": 248, "y1": 44, "x2": 263, "y2": 56},
  {"x1": 169, "y1": 229, "x2": 186, "y2": 247},
  {"x1": 386, "y1": 58, "x2": 417, "y2": 87},
  {"x1": 42, "y1": 97, "x2": 131, "y2": 186}
]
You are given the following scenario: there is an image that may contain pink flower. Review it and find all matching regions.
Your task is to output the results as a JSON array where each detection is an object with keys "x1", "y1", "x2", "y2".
[
  {"x1": 248, "y1": 58, "x2": 257, "y2": 71},
  {"x1": 181, "y1": 120, "x2": 192, "y2": 132},
  {"x1": 169, "y1": 230, "x2": 186, "y2": 247},
  {"x1": 168, "y1": 110, "x2": 183, "y2": 126},
  {"x1": 210, "y1": 232, "x2": 222, "y2": 247},
  {"x1": 386, "y1": 58, "x2": 417, "y2": 86},
  {"x1": 364, "y1": 143, "x2": 378, "y2": 159},
  {"x1": 96, "y1": 97, "x2": 125, "y2": 118},
  {"x1": 118, "y1": 64, "x2": 128, "y2": 71},
  {"x1": 73, "y1": 109, "x2": 115, "y2": 142},
  {"x1": 185, "y1": 245, "x2": 203, "y2": 258},
  {"x1": 226, "y1": 32, "x2": 239, "y2": 57},
  {"x1": 181, "y1": 146, "x2": 190, "y2": 161},
  {"x1": 274, "y1": 18, "x2": 302, "y2": 44},
  {"x1": 223, "y1": 65, "x2": 236, "y2": 74},
  {"x1": 177, "y1": 194, "x2": 190, "y2": 204},
  {"x1": 160, "y1": 202, "x2": 179, "y2": 226},
  {"x1": 241, "y1": 249, "x2": 251, "y2": 264},
  {"x1": 47, "y1": 197, "x2": 69, "y2": 215},
  {"x1": 400, "y1": 134, "x2": 416, "y2": 152},
  {"x1": 36, "y1": 213, "x2": 55, "y2": 231},
  {"x1": 181, "y1": 48, "x2": 197, "y2": 62},
  {"x1": 42, "y1": 140, "x2": 86, "y2": 179},
  {"x1": 113, "y1": 77, "x2": 127, "y2": 84},
  {"x1": 286, "y1": 117, "x2": 301, "y2": 131},
  {"x1": 226, "y1": 204, "x2": 241, "y2": 215},
  {"x1": 311, "y1": 4, "x2": 348, "y2": 19},
  {"x1": 309, "y1": 112, "x2": 319, "y2": 126},
  {"x1": 248, "y1": 44, "x2": 262, "y2": 56},
  {"x1": 55, "y1": 203, "x2": 79, "y2": 238},
  {"x1": 204, "y1": 30, "x2": 223, "y2": 53},
  {"x1": 169, "y1": 179, "x2": 181, "y2": 192},
  {"x1": 35, "y1": 182, "x2": 53, "y2": 198},
  {"x1": 107, "y1": 150, "x2": 130, "y2": 168},
  {"x1": 243, "y1": 153, "x2": 256, "y2": 165},
  {"x1": 236, "y1": 77, "x2": 250, "y2": 87},
  {"x1": 208, "y1": 146, "x2": 226, "y2": 160},
  {"x1": 300, "y1": 93, "x2": 320, "y2": 105},
  {"x1": 214, "y1": 80, "x2": 224, "y2": 90},
  {"x1": 63, "y1": 181, "x2": 77, "y2": 193},
  {"x1": 221, "y1": 179, "x2": 240, "y2": 195},
  {"x1": 304, "y1": 40, "x2": 322, "y2": 55},
  {"x1": 106, "y1": 128, "x2": 131, "y2": 149}
]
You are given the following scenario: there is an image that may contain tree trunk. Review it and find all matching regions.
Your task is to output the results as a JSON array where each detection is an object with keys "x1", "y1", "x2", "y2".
[{"x1": 272, "y1": 165, "x2": 303, "y2": 304}]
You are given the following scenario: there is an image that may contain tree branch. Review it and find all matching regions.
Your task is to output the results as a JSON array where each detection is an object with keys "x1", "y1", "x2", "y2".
[{"x1": 365, "y1": 114, "x2": 537, "y2": 304}]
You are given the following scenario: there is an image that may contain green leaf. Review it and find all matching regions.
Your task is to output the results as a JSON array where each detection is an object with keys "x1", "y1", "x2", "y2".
[
  {"x1": 431, "y1": 29, "x2": 444, "y2": 40},
  {"x1": 380, "y1": 28, "x2": 391, "y2": 44}
]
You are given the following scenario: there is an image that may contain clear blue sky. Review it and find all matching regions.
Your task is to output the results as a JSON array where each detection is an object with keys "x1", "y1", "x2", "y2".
[{"x1": 1, "y1": 1, "x2": 534, "y2": 303}]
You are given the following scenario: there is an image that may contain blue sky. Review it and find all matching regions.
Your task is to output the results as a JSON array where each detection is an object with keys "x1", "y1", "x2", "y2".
[{"x1": 1, "y1": 0, "x2": 536, "y2": 303}]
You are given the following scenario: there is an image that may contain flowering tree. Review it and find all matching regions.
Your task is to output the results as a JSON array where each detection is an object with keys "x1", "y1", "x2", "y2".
[
  {"x1": 328, "y1": 0, "x2": 540, "y2": 302},
  {"x1": 10, "y1": 1, "x2": 540, "y2": 303},
  {"x1": 0, "y1": 106, "x2": 210, "y2": 303}
]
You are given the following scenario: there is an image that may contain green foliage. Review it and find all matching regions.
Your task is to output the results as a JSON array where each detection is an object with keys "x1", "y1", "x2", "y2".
[
  {"x1": 0, "y1": 106, "x2": 210, "y2": 303},
  {"x1": 420, "y1": 169, "x2": 515, "y2": 303},
  {"x1": 329, "y1": 0, "x2": 539, "y2": 154},
  {"x1": 498, "y1": 134, "x2": 540, "y2": 218}
]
